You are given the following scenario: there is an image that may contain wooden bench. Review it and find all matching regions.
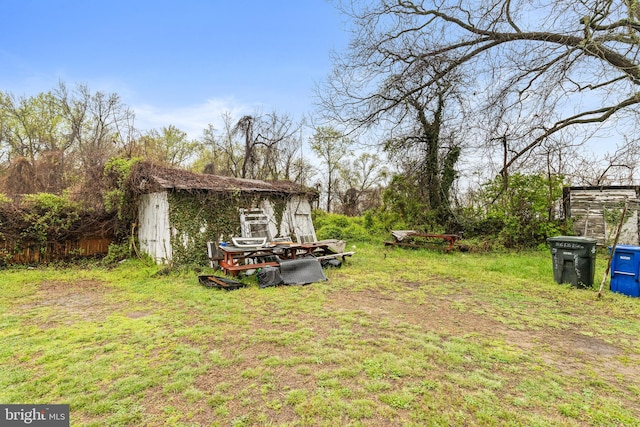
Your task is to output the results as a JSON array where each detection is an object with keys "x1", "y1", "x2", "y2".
[
  {"x1": 218, "y1": 259, "x2": 280, "y2": 276},
  {"x1": 385, "y1": 231, "x2": 460, "y2": 252}
]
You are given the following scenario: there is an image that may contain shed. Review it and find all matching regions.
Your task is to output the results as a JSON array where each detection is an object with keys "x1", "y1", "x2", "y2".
[
  {"x1": 563, "y1": 186, "x2": 640, "y2": 246},
  {"x1": 129, "y1": 162, "x2": 319, "y2": 264}
]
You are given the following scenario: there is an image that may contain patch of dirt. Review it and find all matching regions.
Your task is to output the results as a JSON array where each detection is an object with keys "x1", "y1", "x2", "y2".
[
  {"x1": 19, "y1": 280, "x2": 122, "y2": 326},
  {"x1": 326, "y1": 287, "x2": 494, "y2": 336},
  {"x1": 126, "y1": 311, "x2": 151, "y2": 319}
]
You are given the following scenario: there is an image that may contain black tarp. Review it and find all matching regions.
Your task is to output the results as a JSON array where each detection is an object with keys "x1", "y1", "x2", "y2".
[
  {"x1": 279, "y1": 257, "x2": 327, "y2": 285},
  {"x1": 257, "y1": 266, "x2": 284, "y2": 288}
]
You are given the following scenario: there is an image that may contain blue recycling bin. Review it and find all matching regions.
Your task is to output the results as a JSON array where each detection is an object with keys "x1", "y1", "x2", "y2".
[
  {"x1": 609, "y1": 245, "x2": 640, "y2": 297},
  {"x1": 547, "y1": 236, "x2": 598, "y2": 288}
]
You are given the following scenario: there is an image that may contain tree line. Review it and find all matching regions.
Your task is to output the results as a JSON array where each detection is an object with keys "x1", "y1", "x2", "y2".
[
  {"x1": 2, "y1": 0, "x2": 640, "y2": 248},
  {"x1": 0, "y1": 82, "x2": 387, "y2": 217}
]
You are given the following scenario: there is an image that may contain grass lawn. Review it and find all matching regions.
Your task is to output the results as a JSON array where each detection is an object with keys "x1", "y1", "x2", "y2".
[{"x1": 1, "y1": 243, "x2": 639, "y2": 426}]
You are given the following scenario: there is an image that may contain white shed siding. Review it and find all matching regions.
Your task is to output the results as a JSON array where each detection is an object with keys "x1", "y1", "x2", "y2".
[
  {"x1": 138, "y1": 192, "x2": 173, "y2": 263},
  {"x1": 254, "y1": 197, "x2": 316, "y2": 242}
]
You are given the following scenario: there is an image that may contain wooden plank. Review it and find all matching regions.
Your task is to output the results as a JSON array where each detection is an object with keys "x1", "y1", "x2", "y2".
[
  {"x1": 219, "y1": 260, "x2": 279, "y2": 276},
  {"x1": 314, "y1": 251, "x2": 355, "y2": 261}
]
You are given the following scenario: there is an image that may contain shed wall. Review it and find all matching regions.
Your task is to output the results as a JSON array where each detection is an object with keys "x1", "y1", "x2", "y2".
[
  {"x1": 138, "y1": 192, "x2": 316, "y2": 264},
  {"x1": 568, "y1": 188, "x2": 639, "y2": 245},
  {"x1": 138, "y1": 192, "x2": 173, "y2": 263}
]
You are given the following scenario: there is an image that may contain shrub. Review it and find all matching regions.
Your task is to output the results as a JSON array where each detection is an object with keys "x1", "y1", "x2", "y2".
[
  {"x1": 313, "y1": 211, "x2": 382, "y2": 242},
  {"x1": 342, "y1": 224, "x2": 372, "y2": 241},
  {"x1": 21, "y1": 193, "x2": 82, "y2": 244},
  {"x1": 102, "y1": 242, "x2": 133, "y2": 265},
  {"x1": 316, "y1": 225, "x2": 344, "y2": 240},
  {"x1": 458, "y1": 173, "x2": 568, "y2": 248}
]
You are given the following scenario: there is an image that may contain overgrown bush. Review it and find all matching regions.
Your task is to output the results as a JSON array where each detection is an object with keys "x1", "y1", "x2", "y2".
[
  {"x1": 363, "y1": 209, "x2": 408, "y2": 235},
  {"x1": 102, "y1": 242, "x2": 134, "y2": 265},
  {"x1": 459, "y1": 173, "x2": 569, "y2": 248},
  {"x1": 381, "y1": 174, "x2": 444, "y2": 232},
  {"x1": 313, "y1": 210, "x2": 384, "y2": 242},
  {"x1": 0, "y1": 191, "x2": 118, "y2": 263},
  {"x1": 316, "y1": 173, "x2": 571, "y2": 250},
  {"x1": 21, "y1": 193, "x2": 82, "y2": 245},
  {"x1": 104, "y1": 157, "x2": 141, "y2": 218}
]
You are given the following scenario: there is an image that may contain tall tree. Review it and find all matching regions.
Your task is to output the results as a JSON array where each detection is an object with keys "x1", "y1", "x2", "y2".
[
  {"x1": 0, "y1": 91, "x2": 63, "y2": 165},
  {"x1": 319, "y1": 4, "x2": 466, "y2": 222},
  {"x1": 55, "y1": 82, "x2": 135, "y2": 198},
  {"x1": 213, "y1": 113, "x2": 245, "y2": 176},
  {"x1": 323, "y1": 0, "x2": 640, "y2": 186},
  {"x1": 140, "y1": 125, "x2": 201, "y2": 168},
  {"x1": 383, "y1": 90, "x2": 462, "y2": 223},
  {"x1": 232, "y1": 112, "x2": 301, "y2": 180},
  {"x1": 339, "y1": 152, "x2": 388, "y2": 215},
  {"x1": 310, "y1": 126, "x2": 352, "y2": 212}
]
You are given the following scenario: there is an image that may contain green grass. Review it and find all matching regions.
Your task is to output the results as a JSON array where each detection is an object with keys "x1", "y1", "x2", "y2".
[{"x1": 1, "y1": 244, "x2": 640, "y2": 426}]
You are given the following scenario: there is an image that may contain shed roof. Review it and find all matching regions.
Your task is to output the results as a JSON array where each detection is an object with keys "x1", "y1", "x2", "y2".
[
  {"x1": 130, "y1": 162, "x2": 317, "y2": 197},
  {"x1": 565, "y1": 185, "x2": 640, "y2": 191}
]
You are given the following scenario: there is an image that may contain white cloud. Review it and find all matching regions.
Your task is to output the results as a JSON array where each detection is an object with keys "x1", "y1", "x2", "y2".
[{"x1": 132, "y1": 98, "x2": 256, "y2": 140}]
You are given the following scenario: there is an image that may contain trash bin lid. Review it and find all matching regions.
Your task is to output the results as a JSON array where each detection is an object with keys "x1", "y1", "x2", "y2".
[
  {"x1": 547, "y1": 236, "x2": 598, "y2": 244},
  {"x1": 609, "y1": 244, "x2": 640, "y2": 252}
]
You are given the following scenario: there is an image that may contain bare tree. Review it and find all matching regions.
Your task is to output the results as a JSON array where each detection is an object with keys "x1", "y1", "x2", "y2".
[
  {"x1": 56, "y1": 83, "x2": 135, "y2": 186},
  {"x1": 216, "y1": 113, "x2": 246, "y2": 176},
  {"x1": 570, "y1": 140, "x2": 640, "y2": 185},
  {"x1": 192, "y1": 112, "x2": 310, "y2": 182},
  {"x1": 232, "y1": 112, "x2": 302, "y2": 180},
  {"x1": 338, "y1": 151, "x2": 388, "y2": 215},
  {"x1": 322, "y1": 0, "x2": 640, "y2": 183},
  {"x1": 310, "y1": 126, "x2": 353, "y2": 212}
]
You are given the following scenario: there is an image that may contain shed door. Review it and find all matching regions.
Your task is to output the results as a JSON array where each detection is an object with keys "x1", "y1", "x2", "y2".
[{"x1": 294, "y1": 212, "x2": 317, "y2": 243}]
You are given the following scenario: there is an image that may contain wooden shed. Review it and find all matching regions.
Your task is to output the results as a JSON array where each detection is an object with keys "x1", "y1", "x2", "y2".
[
  {"x1": 563, "y1": 186, "x2": 640, "y2": 246},
  {"x1": 129, "y1": 162, "x2": 319, "y2": 264}
]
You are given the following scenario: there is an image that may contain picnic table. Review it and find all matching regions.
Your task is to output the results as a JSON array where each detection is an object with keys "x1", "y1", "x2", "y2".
[
  {"x1": 216, "y1": 241, "x2": 354, "y2": 276},
  {"x1": 384, "y1": 230, "x2": 460, "y2": 252},
  {"x1": 218, "y1": 244, "x2": 280, "y2": 276}
]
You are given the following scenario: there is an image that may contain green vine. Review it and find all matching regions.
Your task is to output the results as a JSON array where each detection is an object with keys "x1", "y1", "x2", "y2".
[
  {"x1": 0, "y1": 192, "x2": 100, "y2": 262},
  {"x1": 167, "y1": 191, "x2": 292, "y2": 265},
  {"x1": 103, "y1": 157, "x2": 142, "y2": 219},
  {"x1": 272, "y1": 198, "x2": 288, "y2": 237}
]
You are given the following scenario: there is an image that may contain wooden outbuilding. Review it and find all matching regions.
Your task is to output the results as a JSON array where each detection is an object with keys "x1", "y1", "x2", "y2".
[
  {"x1": 129, "y1": 162, "x2": 319, "y2": 264},
  {"x1": 563, "y1": 186, "x2": 640, "y2": 246}
]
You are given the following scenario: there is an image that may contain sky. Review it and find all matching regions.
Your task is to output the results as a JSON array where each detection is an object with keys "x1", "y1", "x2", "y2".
[{"x1": 0, "y1": 0, "x2": 350, "y2": 139}]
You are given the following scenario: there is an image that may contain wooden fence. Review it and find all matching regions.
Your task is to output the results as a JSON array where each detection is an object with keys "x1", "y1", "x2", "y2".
[{"x1": 1, "y1": 237, "x2": 113, "y2": 264}]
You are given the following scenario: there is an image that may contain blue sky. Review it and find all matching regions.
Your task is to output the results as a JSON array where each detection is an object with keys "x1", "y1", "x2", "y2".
[{"x1": 0, "y1": 0, "x2": 349, "y2": 139}]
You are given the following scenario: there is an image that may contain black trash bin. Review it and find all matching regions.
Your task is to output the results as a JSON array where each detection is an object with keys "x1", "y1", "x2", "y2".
[{"x1": 547, "y1": 236, "x2": 598, "y2": 288}]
